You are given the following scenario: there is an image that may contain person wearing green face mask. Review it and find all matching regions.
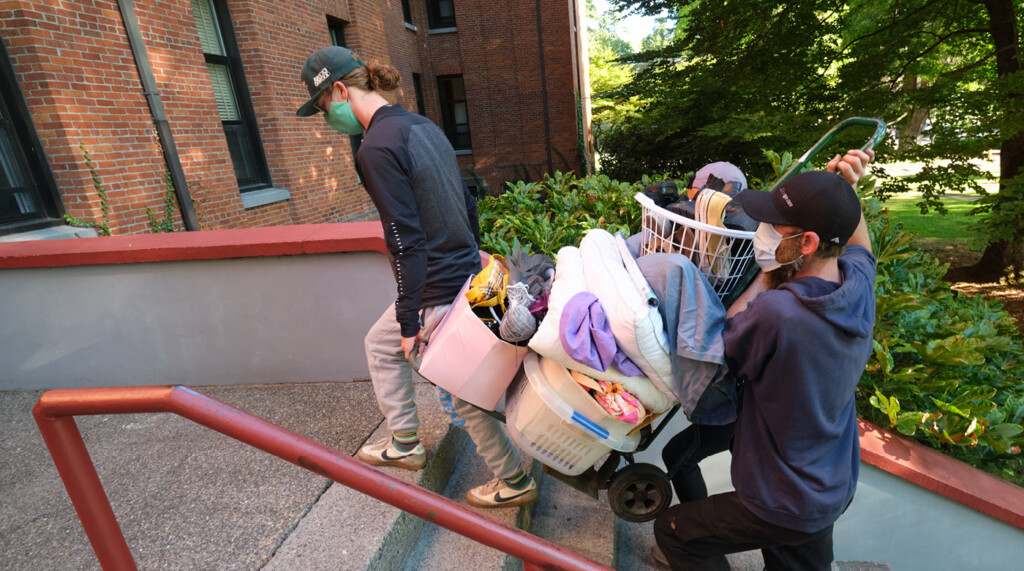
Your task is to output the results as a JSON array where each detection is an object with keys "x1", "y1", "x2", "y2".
[{"x1": 296, "y1": 47, "x2": 538, "y2": 509}]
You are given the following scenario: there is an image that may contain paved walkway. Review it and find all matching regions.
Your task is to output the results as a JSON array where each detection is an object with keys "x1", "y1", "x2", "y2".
[{"x1": 1, "y1": 382, "x2": 384, "y2": 570}]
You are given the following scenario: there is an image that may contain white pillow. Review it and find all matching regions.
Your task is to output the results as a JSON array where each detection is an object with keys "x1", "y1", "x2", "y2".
[
  {"x1": 579, "y1": 229, "x2": 676, "y2": 402},
  {"x1": 528, "y1": 246, "x2": 674, "y2": 413}
]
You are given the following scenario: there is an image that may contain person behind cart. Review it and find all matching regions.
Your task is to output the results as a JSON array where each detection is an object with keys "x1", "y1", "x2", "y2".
[
  {"x1": 296, "y1": 46, "x2": 537, "y2": 508},
  {"x1": 656, "y1": 161, "x2": 750, "y2": 511},
  {"x1": 654, "y1": 149, "x2": 875, "y2": 570}
]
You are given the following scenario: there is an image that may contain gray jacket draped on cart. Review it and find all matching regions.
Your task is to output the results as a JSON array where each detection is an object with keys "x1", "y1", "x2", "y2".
[{"x1": 625, "y1": 234, "x2": 737, "y2": 425}]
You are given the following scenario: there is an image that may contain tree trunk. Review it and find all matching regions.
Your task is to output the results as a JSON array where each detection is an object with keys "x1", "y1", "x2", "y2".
[
  {"x1": 898, "y1": 76, "x2": 930, "y2": 149},
  {"x1": 945, "y1": 0, "x2": 1024, "y2": 283}
]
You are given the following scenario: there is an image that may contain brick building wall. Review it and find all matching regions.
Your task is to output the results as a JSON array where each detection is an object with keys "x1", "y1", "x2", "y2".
[{"x1": 0, "y1": 0, "x2": 592, "y2": 238}]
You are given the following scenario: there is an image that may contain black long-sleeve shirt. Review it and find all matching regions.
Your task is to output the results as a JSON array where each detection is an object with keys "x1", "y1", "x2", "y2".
[{"x1": 356, "y1": 105, "x2": 481, "y2": 337}]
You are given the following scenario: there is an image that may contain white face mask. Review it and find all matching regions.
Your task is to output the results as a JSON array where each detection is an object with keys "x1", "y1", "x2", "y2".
[{"x1": 752, "y1": 223, "x2": 804, "y2": 272}]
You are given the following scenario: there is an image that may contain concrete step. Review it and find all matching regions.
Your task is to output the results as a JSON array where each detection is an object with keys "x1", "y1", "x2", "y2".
[
  {"x1": 614, "y1": 515, "x2": 765, "y2": 570},
  {"x1": 262, "y1": 383, "x2": 894, "y2": 571},
  {"x1": 614, "y1": 518, "x2": 891, "y2": 570},
  {"x1": 400, "y1": 452, "x2": 541, "y2": 571},
  {"x1": 527, "y1": 466, "x2": 616, "y2": 568},
  {"x1": 264, "y1": 383, "x2": 458, "y2": 571}
]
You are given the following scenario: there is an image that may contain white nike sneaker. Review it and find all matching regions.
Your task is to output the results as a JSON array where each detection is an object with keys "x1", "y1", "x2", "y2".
[
  {"x1": 356, "y1": 437, "x2": 426, "y2": 470},
  {"x1": 465, "y1": 476, "x2": 539, "y2": 508}
]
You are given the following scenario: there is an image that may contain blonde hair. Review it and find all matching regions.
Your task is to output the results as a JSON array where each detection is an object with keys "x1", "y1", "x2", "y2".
[{"x1": 341, "y1": 61, "x2": 402, "y2": 104}]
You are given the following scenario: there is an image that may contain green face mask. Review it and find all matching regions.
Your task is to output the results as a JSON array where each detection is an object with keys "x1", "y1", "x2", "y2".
[{"x1": 324, "y1": 100, "x2": 364, "y2": 135}]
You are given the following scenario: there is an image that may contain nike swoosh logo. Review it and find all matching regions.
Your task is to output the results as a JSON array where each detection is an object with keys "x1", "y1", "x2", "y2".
[
  {"x1": 492, "y1": 487, "x2": 531, "y2": 503},
  {"x1": 381, "y1": 449, "x2": 416, "y2": 461}
]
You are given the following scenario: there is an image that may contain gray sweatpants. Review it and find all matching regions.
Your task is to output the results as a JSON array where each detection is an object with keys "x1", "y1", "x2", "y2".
[{"x1": 364, "y1": 301, "x2": 522, "y2": 480}]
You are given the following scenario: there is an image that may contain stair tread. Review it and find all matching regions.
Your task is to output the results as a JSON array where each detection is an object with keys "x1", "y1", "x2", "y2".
[
  {"x1": 529, "y1": 468, "x2": 615, "y2": 568},
  {"x1": 264, "y1": 383, "x2": 453, "y2": 571},
  {"x1": 402, "y1": 450, "x2": 523, "y2": 571}
]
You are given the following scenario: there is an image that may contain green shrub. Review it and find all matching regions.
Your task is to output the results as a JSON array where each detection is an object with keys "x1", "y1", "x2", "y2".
[
  {"x1": 478, "y1": 170, "x2": 665, "y2": 257},
  {"x1": 862, "y1": 193, "x2": 1024, "y2": 483},
  {"x1": 478, "y1": 163, "x2": 1024, "y2": 486}
]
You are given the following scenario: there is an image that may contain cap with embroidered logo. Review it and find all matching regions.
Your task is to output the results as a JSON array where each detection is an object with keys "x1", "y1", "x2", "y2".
[
  {"x1": 296, "y1": 46, "x2": 364, "y2": 117},
  {"x1": 737, "y1": 170, "x2": 861, "y2": 246}
]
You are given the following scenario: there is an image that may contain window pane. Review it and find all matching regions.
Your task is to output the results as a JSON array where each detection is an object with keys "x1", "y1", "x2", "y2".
[
  {"x1": 190, "y1": 0, "x2": 225, "y2": 56},
  {"x1": 412, "y1": 73, "x2": 425, "y2": 115},
  {"x1": 328, "y1": 19, "x2": 346, "y2": 47},
  {"x1": 0, "y1": 120, "x2": 39, "y2": 221},
  {"x1": 453, "y1": 101, "x2": 467, "y2": 124},
  {"x1": 223, "y1": 123, "x2": 260, "y2": 187},
  {"x1": 439, "y1": 0, "x2": 453, "y2": 18},
  {"x1": 455, "y1": 125, "x2": 470, "y2": 149},
  {"x1": 428, "y1": 0, "x2": 456, "y2": 28},
  {"x1": 206, "y1": 62, "x2": 240, "y2": 121},
  {"x1": 451, "y1": 79, "x2": 465, "y2": 99},
  {"x1": 438, "y1": 76, "x2": 470, "y2": 150},
  {"x1": 401, "y1": 0, "x2": 412, "y2": 24},
  {"x1": 0, "y1": 120, "x2": 28, "y2": 190}
]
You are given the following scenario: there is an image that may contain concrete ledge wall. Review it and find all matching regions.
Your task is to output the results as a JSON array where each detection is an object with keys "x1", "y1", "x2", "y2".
[
  {"x1": 858, "y1": 419, "x2": 1024, "y2": 531},
  {"x1": 0, "y1": 223, "x2": 394, "y2": 390},
  {"x1": 839, "y1": 462, "x2": 1024, "y2": 569}
]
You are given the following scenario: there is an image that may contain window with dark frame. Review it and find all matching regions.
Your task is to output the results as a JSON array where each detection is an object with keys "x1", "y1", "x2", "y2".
[
  {"x1": 0, "y1": 35, "x2": 61, "y2": 234},
  {"x1": 412, "y1": 73, "x2": 425, "y2": 115},
  {"x1": 190, "y1": 0, "x2": 271, "y2": 192},
  {"x1": 427, "y1": 0, "x2": 456, "y2": 30},
  {"x1": 437, "y1": 75, "x2": 471, "y2": 150},
  {"x1": 328, "y1": 19, "x2": 363, "y2": 180},
  {"x1": 328, "y1": 17, "x2": 347, "y2": 47},
  {"x1": 401, "y1": 0, "x2": 413, "y2": 25}
]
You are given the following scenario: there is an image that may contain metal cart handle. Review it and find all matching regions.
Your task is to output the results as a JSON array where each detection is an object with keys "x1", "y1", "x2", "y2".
[{"x1": 768, "y1": 116, "x2": 887, "y2": 192}]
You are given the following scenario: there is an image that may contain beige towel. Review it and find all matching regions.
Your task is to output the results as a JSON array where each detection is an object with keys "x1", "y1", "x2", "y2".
[{"x1": 693, "y1": 188, "x2": 733, "y2": 277}]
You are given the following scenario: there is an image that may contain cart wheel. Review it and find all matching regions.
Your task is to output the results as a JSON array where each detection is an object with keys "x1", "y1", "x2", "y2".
[{"x1": 607, "y1": 463, "x2": 672, "y2": 523}]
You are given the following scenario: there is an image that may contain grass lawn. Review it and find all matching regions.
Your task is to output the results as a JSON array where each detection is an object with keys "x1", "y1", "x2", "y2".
[
  {"x1": 880, "y1": 193, "x2": 985, "y2": 242},
  {"x1": 879, "y1": 193, "x2": 988, "y2": 266}
]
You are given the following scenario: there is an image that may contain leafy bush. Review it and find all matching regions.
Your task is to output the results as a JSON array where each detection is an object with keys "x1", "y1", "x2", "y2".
[
  {"x1": 478, "y1": 171, "x2": 664, "y2": 257},
  {"x1": 862, "y1": 194, "x2": 1024, "y2": 483},
  {"x1": 478, "y1": 163, "x2": 1024, "y2": 486}
]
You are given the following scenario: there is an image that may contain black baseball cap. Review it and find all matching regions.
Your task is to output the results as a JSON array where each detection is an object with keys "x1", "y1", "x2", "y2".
[
  {"x1": 738, "y1": 170, "x2": 861, "y2": 245},
  {"x1": 296, "y1": 46, "x2": 364, "y2": 117}
]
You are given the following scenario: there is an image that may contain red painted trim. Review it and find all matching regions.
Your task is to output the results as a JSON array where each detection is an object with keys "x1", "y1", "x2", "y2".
[
  {"x1": 0, "y1": 223, "x2": 387, "y2": 269},
  {"x1": 859, "y1": 419, "x2": 1024, "y2": 530}
]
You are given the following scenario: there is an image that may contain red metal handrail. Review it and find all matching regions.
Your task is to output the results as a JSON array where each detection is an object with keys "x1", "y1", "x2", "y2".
[{"x1": 32, "y1": 385, "x2": 612, "y2": 571}]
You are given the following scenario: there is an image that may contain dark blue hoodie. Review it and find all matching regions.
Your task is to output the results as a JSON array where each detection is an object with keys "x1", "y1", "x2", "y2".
[{"x1": 722, "y1": 245, "x2": 876, "y2": 533}]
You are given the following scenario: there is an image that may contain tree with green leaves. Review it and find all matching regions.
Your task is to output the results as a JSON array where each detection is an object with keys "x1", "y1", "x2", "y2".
[
  {"x1": 639, "y1": 14, "x2": 678, "y2": 52},
  {"x1": 587, "y1": 0, "x2": 640, "y2": 162},
  {"x1": 605, "y1": 0, "x2": 1023, "y2": 281}
]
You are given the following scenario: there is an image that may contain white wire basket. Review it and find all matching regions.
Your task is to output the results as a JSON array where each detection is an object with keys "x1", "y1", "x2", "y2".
[{"x1": 635, "y1": 192, "x2": 756, "y2": 300}]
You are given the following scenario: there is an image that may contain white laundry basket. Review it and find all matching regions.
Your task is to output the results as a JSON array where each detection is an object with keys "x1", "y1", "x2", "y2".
[
  {"x1": 505, "y1": 351, "x2": 641, "y2": 476},
  {"x1": 635, "y1": 192, "x2": 756, "y2": 300}
]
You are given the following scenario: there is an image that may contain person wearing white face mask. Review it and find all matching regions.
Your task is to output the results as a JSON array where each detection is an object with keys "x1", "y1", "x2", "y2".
[
  {"x1": 296, "y1": 46, "x2": 538, "y2": 509},
  {"x1": 654, "y1": 150, "x2": 875, "y2": 571}
]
